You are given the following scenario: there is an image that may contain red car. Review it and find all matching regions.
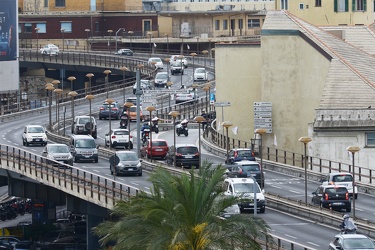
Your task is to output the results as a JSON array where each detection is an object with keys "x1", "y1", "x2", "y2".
[{"x1": 141, "y1": 139, "x2": 169, "y2": 159}]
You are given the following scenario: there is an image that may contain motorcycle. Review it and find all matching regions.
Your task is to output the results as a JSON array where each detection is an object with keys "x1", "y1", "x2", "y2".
[
  {"x1": 120, "y1": 114, "x2": 128, "y2": 129},
  {"x1": 340, "y1": 217, "x2": 357, "y2": 234},
  {"x1": 176, "y1": 119, "x2": 189, "y2": 137},
  {"x1": 151, "y1": 117, "x2": 159, "y2": 134},
  {"x1": 141, "y1": 123, "x2": 151, "y2": 146}
]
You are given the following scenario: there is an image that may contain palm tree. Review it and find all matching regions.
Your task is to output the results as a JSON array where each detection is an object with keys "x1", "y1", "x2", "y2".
[{"x1": 93, "y1": 162, "x2": 272, "y2": 249}]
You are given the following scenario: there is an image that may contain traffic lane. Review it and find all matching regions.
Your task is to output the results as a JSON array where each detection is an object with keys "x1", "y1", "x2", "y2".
[{"x1": 263, "y1": 208, "x2": 337, "y2": 249}]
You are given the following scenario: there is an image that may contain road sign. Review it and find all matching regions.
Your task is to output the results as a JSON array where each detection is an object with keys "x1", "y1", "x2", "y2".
[
  {"x1": 254, "y1": 118, "x2": 272, "y2": 123},
  {"x1": 254, "y1": 123, "x2": 272, "y2": 128},
  {"x1": 253, "y1": 126, "x2": 273, "y2": 133},
  {"x1": 143, "y1": 89, "x2": 188, "y2": 95},
  {"x1": 210, "y1": 93, "x2": 216, "y2": 105},
  {"x1": 254, "y1": 111, "x2": 272, "y2": 117},
  {"x1": 214, "y1": 101, "x2": 231, "y2": 107},
  {"x1": 254, "y1": 102, "x2": 272, "y2": 106},
  {"x1": 254, "y1": 106, "x2": 272, "y2": 112}
]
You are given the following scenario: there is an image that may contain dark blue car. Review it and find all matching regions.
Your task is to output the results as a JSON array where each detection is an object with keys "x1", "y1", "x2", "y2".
[{"x1": 225, "y1": 148, "x2": 255, "y2": 164}]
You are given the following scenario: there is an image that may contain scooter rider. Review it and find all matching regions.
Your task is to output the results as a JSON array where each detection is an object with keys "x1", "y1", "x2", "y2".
[
  {"x1": 120, "y1": 112, "x2": 128, "y2": 129},
  {"x1": 201, "y1": 110, "x2": 208, "y2": 130},
  {"x1": 340, "y1": 214, "x2": 357, "y2": 234},
  {"x1": 141, "y1": 121, "x2": 151, "y2": 143},
  {"x1": 151, "y1": 117, "x2": 159, "y2": 134}
]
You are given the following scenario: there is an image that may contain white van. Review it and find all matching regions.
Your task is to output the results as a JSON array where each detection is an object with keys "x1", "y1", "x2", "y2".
[{"x1": 321, "y1": 172, "x2": 358, "y2": 199}]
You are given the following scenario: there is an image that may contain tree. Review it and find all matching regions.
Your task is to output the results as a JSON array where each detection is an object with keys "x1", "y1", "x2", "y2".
[{"x1": 93, "y1": 162, "x2": 272, "y2": 249}]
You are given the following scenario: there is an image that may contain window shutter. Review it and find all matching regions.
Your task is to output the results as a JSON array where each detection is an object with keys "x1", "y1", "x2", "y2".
[
  {"x1": 334, "y1": 0, "x2": 338, "y2": 12},
  {"x1": 345, "y1": 0, "x2": 349, "y2": 11},
  {"x1": 352, "y1": 0, "x2": 355, "y2": 11},
  {"x1": 364, "y1": 0, "x2": 367, "y2": 11}
]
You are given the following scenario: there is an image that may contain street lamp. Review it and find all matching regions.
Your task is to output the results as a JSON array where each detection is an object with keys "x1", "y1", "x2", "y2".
[
  {"x1": 222, "y1": 121, "x2": 233, "y2": 164},
  {"x1": 147, "y1": 31, "x2": 153, "y2": 58},
  {"x1": 192, "y1": 83, "x2": 199, "y2": 115},
  {"x1": 45, "y1": 84, "x2": 55, "y2": 130},
  {"x1": 35, "y1": 27, "x2": 40, "y2": 50},
  {"x1": 164, "y1": 33, "x2": 169, "y2": 54},
  {"x1": 205, "y1": 83, "x2": 212, "y2": 113},
  {"x1": 169, "y1": 111, "x2": 180, "y2": 167},
  {"x1": 60, "y1": 28, "x2": 65, "y2": 51},
  {"x1": 128, "y1": 31, "x2": 134, "y2": 49},
  {"x1": 194, "y1": 115, "x2": 206, "y2": 167},
  {"x1": 54, "y1": 88, "x2": 63, "y2": 135},
  {"x1": 202, "y1": 85, "x2": 210, "y2": 114},
  {"x1": 67, "y1": 76, "x2": 76, "y2": 91},
  {"x1": 347, "y1": 146, "x2": 360, "y2": 218},
  {"x1": 51, "y1": 80, "x2": 60, "y2": 123},
  {"x1": 190, "y1": 52, "x2": 197, "y2": 83},
  {"x1": 124, "y1": 102, "x2": 134, "y2": 150},
  {"x1": 195, "y1": 36, "x2": 200, "y2": 53},
  {"x1": 86, "y1": 73, "x2": 94, "y2": 95},
  {"x1": 178, "y1": 55, "x2": 184, "y2": 89},
  {"x1": 106, "y1": 98, "x2": 115, "y2": 149},
  {"x1": 202, "y1": 50, "x2": 208, "y2": 69},
  {"x1": 104, "y1": 69, "x2": 112, "y2": 98},
  {"x1": 167, "y1": 81, "x2": 173, "y2": 111},
  {"x1": 68, "y1": 91, "x2": 78, "y2": 121},
  {"x1": 85, "y1": 94, "x2": 95, "y2": 136},
  {"x1": 164, "y1": 58, "x2": 170, "y2": 81},
  {"x1": 85, "y1": 29, "x2": 90, "y2": 52},
  {"x1": 256, "y1": 128, "x2": 267, "y2": 190},
  {"x1": 299, "y1": 136, "x2": 312, "y2": 205},
  {"x1": 146, "y1": 106, "x2": 156, "y2": 161},
  {"x1": 120, "y1": 66, "x2": 128, "y2": 104},
  {"x1": 107, "y1": 29, "x2": 113, "y2": 53},
  {"x1": 115, "y1": 28, "x2": 125, "y2": 53}
]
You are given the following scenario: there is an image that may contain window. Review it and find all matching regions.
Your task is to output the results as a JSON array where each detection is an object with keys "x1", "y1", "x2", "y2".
[
  {"x1": 60, "y1": 22, "x2": 72, "y2": 33},
  {"x1": 353, "y1": 0, "x2": 366, "y2": 11},
  {"x1": 247, "y1": 19, "x2": 260, "y2": 28},
  {"x1": 55, "y1": 0, "x2": 65, "y2": 7},
  {"x1": 223, "y1": 20, "x2": 228, "y2": 30},
  {"x1": 44, "y1": 0, "x2": 48, "y2": 7},
  {"x1": 334, "y1": 0, "x2": 349, "y2": 12},
  {"x1": 299, "y1": 3, "x2": 304, "y2": 9},
  {"x1": 238, "y1": 19, "x2": 243, "y2": 29},
  {"x1": 18, "y1": 24, "x2": 21, "y2": 33},
  {"x1": 315, "y1": 0, "x2": 322, "y2": 6},
  {"x1": 24, "y1": 23, "x2": 32, "y2": 33},
  {"x1": 36, "y1": 23, "x2": 46, "y2": 33},
  {"x1": 281, "y1": 0, "x2": 288, "y2": 9},
  {"x1": 366, "y1": 132, "x2": 375, "y2": 146},
  {"x1": 215, "y1": 20, "x2": 220, "y2": 30}
]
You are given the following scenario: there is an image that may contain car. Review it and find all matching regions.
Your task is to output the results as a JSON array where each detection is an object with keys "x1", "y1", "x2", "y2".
[
  {"x1": 69, "y1": 135, "x2": 98, "y2": 163},
  {"x1": 225, "y1": 148, "x2": 256, "y2": 164},
  {"x1": 13, "y1": 241, "x2": 33, "y2": 250},
  {"x1": 133, "y1": 79, "x2": 152, "y2": 94},
  {"x1": 226, "y1": 160, "x2": 264, "y2": 187},
  {"x1": 223, "y1": 177, "x2": 266, "y2": 213},
  {"x1": 39, "y1": 44, "x2": 59, "y2": 56},
  {"x1": 320, "y1": 172, "x2": 358, "y2": 199},
  {"x1": 127, "y1": 105, "x2": 143, "y2": 121},
  {"x1": 311, "y1": 185, "x2": 351, "y2": 212},
  {"x1": 148, "y1": 57, "x2": 164, "y2": 69},
  {"x1": 329, "y1": 234, "x2": 375, "y2": 250},
  {"x1": 194, "y1": 68, "x2": 208, "y2": 81},
  {"x1": 22, "y1": 125, "x2": 47, "y2": 146},
  {"x1": 0, "y1": 236, "x2": 21, "y2": 249},
  {"x1": 99, "y1": 101, "x2": 122, "y2": 120},
  {"x1": 41, "y1": 143, "x2": 74, "y2": 167},
  {"x1": 71, "y1": 115, "x2": 97, "y2": 139},
  {"x1": 115, "y1": 48, "x2": 134, "y2": 56},
  {"x1": 170, "y1": 60, "x2": 184, "y2": 75},
  {"x1": 105, "y1": 128, "x2": 133, "y2": 149},
  {"x1": 140, "y1": 139, "x2": 168, "y2": 159},
  {"x1": 175, "y1": 88, "x2": 197, "y2": 104},
  {"x1": 170, "y1": 55, "x2": 188, "y2": 68},
  {"x1": 154, "y1": 72, "x2": 169, "y2": 88},
  {"x1": 125, "y1": 96, "x2": 142, "y2": 106},
  {"x1": 165, "y1": 144, "x2": 200, "y2": 168},
  {"x1": 109, "y1": 151, "x2": 142, "y2": 176}
]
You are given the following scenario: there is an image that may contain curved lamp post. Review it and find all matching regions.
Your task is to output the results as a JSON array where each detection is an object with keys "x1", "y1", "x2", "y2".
[
  {"x1": 222, "y1": 121, "x2": 233, "y2": 164},
  {"x1": 54, "y1": 88, "x2": 63, "y2": 135},
  {"x1": 35, "y1": 27, "x2": 40, "y2": 50},
  {"x1": 205, "y1": 83, "x2": 212, "y2": 113},
  {"x1": 194, "y1": 115, "x2": 206, "y2": 167},
  {"x1": 67, "y1": 76, "x2": 76, "y2": 92},
  {"x1": 202, "y1": 85, "x2": 210, "y2": 115},
  {"x1": 85, "y1": 29, "x2": 90, "y2": 52},
  {"x1": 45, "y1": 84, "x2": 55, "y2": 130},
  {"x1": 191, "y1": 83, "x2": 199, "y2": 116},
  {"x1": 103, "y1": 69, "x2": 112, "y2": 98},
  {"x1": 128, "y1": 31, "x2": 134, "y2": 49},
  {"x1": 178, "y1": 55, "x2": 184, "y2": 89},
  {"x1": 164, "y1": 33, "x2": 169, "y2": 54},
  {"x1": 124, "y1": 102, "x2": 134, "y2": 150},
  {"x1": 195, "y1": 36, "x2": 200, "y2": 53},
  {"x1": 347, "y1": 146, "x2": 360, "y2": 218},
  {"x1": 51, "y1": 80, "x2": 60, "y2": 122},
  {"x1": 61, "y1": 28, "x2": 65, "y2": 51},
  {"x1": 256, "y1": 128, "x2": 267, "y2": 190},
  {"x1": 120, "y1": 66, "x2": 128, "y2": 104},
  {"x1": 86, "y1": 73, "x2": 94, "y2": 95},
  {"x1": 107, "y1": 29, "x2": 113, "y2": 53},
  {"x1": 164, "y1": 58, "x2": 170, "y2": 81},
  {"x1": 167, "y1": 81, "x2": 173, "y2": 112},
  {"x1": 169, "y1": 111, "x2": 180, "y2": 167},
  {"x1": 106, "y1": 98, "x2": 115, "y2": 149},
  {"x1": 85, "y1": 94, "x2": 95, "y2": 136},
  {"x1": 190, "y1": 52, "x2": 197, "y2": 83},
  {"x1": 202, "y1": 50, "x2": 208, "y2": 69},
  {"x1": 68, "y1": 91, "x2": 78, "y2": 121},
  {"x1": 147, "y1": 31, "x2": 153, "y2": 58},
  {"x1": 146, "y1": 106, "x2": 156, "y2": 161},
  {"x1": 299, "y1": 137, "x2": 312, "y2": 205}
]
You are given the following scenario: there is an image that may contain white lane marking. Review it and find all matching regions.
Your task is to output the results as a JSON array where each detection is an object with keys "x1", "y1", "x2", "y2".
[
  {"x1": 270, "y1": 185, "x2": 282, "y2": 189},
  {"x1": 93, "y1": 170, "x2": 100, "y2": 173},
  {"x1": 130, "y1": 182, "x2": 139, "y2": 186},
  {"x1": 307, "y1": 242, "x2": 320, "y2": 247},
  {"x1": 144, "y1": 187, "x2": 150, "y2": 191},
  {"x1": 284, "y1": 234, "x2": 297, "y2": 239},
  {"x1": 289, "y1": 190, "x2": 300, "y2": 194}
]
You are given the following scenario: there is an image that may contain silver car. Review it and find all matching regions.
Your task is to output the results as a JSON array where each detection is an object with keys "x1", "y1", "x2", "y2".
[
  {"x1": 109, "y1": 151, "x2": 142, "y2": 176},
  {"x1": 42, "y1": 144, "x2": 73, "y2": 168}
]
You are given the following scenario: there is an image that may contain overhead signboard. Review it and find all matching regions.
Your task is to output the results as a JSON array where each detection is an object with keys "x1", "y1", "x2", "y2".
[
  {"x1": 144, "y1": 89, "x2": 188, "y2": 95},
  {"x1": 214, "y1": 101, "x2": 231, "y2": 107}
]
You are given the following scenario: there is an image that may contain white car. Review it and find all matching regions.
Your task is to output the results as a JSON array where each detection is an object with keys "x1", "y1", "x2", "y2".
[
  {"x1": 105, "y1": 129, "x2": 133, "y2": 149},
  {"x1": 39, "y1": 44, "x2": 59, "y2": 56},
  {"x1": 148, "y1": 57, "x2": 164, "y2": 69},
  {"x1": 170, "y1": 55, "x2": 188, "y2": 68},
  {"x1": 321, "y1": 172, "x2": 358, "y2": 199},
  {"x1": 194, "y1": 68, "x2": 208, "y2": 82},
  {"x1": 22, "y1": 125, "x2": 48, "y2": 146},
  {"x1": 133, "y1": 80, "x2": 152, "y2": 94},
  {"x1": 175, "y1": 88, "x2": 197, "y2": 104}
]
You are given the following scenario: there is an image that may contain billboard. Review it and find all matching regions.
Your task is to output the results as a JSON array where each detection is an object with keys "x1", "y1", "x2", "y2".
[
  {"x1": 0, "y1": 0, "x2": 17, "y2": 61},
  {"x1": 0, "y1": 0, "x2": 19, "y2": 92}
]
